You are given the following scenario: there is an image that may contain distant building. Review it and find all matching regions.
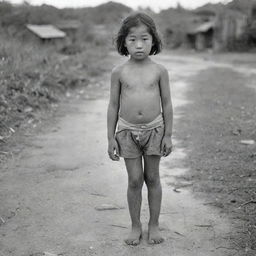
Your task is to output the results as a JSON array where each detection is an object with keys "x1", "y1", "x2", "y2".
[
  {"x1": 186, "y1": 20, "x2": 216, "y2": 50},
  {"x1": 56, "y1": 20, "x2": 80, "y2": 43},
  {"x1": 185, "y1": 6, "x2": 248, "y2": 51},
  {"x1": 217, "y1": 10, "x2": 248, "y2": 51},
  {"x1": 26, "y1": 24, "x2": 66, "y2": 47}
]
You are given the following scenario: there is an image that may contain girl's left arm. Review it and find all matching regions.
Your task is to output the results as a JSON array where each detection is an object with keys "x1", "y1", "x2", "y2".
[{"x1": 159, "y1": 65, "x2": 173, "y2": 156}]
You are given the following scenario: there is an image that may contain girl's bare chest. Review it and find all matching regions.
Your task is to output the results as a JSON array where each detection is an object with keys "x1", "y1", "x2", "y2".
[{"x1": 120, "y1": 72, "x2": 159, "y2": 90}]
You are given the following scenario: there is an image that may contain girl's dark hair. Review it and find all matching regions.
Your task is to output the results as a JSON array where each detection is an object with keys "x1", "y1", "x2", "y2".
[{"x1": 115, "y1": 12, "x2": 162, "y2": 56}]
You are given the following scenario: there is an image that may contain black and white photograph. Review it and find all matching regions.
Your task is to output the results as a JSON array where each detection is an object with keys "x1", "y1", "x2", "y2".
[{"x1": 0, "y1": 0, "x2": 256, "y2": 255}]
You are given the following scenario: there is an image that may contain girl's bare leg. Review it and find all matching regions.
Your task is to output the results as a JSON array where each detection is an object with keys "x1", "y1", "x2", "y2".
[
  {"x1": 124, "y1": 157, "x2": 144, "y2": 245},
  {"x1": 144, "y1": 155, "x2": 164, "y2": 244}
]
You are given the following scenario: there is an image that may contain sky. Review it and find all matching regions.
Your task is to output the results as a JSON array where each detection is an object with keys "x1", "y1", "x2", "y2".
[{"x1": 7, "y1": 0, "x2": 232, "y2": 12}]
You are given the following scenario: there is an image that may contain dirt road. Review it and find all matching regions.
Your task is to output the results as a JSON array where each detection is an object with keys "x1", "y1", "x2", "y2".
[{"x1": 0, "y1": 52, "x2": 253, "y2": 256}]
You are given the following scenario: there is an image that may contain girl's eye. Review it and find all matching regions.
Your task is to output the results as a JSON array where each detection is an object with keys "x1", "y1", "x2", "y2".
[
  {"x1": 143, "y1": 38, "x2": 148, "y2": 41},
  {"x1": 129, "y1": 39, "x2": 135, "y2": 42}
]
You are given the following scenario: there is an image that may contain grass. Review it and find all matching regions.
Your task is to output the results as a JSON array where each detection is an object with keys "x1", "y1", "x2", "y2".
[{"x1": 0, "y1": 34, "x2": 112, "y2": 138}]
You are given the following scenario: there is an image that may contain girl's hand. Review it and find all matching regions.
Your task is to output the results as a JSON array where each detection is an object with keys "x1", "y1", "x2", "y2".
[
  {"x1": 108, "y1": 138, "x2": 120, "y2": 161},
  {"x1": 161, "y1": 136, "x2": 173, "y2": 157}
]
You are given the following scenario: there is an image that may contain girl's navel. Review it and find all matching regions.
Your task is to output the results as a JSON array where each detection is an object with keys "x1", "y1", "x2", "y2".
[{"x1": 138, "y1": 110, "x2": 143, "y2": 116}]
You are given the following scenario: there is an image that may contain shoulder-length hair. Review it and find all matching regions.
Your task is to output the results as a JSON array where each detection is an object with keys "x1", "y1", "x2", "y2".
[{"x1": 115, "y1": 12, "x2": 162, "y2": 56}]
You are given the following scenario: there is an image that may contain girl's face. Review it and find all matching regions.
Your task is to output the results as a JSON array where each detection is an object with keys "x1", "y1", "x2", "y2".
[{"x1": 124, "y1": 24, "x2": 153, "y2": 60}]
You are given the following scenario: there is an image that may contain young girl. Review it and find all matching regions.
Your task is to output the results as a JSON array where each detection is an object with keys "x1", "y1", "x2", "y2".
[{"x1": 107, "y1": 12, "x2": 173, "y2": 245}]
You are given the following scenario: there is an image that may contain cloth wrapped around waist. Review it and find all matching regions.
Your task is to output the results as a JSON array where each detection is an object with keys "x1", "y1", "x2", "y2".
[{"x1": 117, "y1": 114, "x2": 164, "y2": 133}]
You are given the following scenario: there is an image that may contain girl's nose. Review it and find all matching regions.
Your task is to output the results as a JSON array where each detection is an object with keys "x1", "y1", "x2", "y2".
[{"x1": 136, "y1": 40, "x2": 143, "y2": 48}]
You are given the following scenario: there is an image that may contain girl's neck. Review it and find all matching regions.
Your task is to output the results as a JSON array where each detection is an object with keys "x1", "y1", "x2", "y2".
[{"x1": 128, "y1": 56, "x2": 151, "y2": 65}]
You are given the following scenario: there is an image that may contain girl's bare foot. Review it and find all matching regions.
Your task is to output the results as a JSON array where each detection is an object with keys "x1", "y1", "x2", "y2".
[
  {"x1": 124, "y1": 226, "x2": 142, "y2": 246},
  {"x1": 148, "y1": 225, "x2": 164, "y2": 244}
]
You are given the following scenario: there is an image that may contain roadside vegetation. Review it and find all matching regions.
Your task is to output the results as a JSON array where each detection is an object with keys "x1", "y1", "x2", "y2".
[{"x1": 0, "y1": 1, "x2": 129, "y2": 150}]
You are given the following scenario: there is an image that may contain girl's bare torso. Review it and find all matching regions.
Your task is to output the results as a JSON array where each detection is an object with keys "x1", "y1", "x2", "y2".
[{"x1": 119, "y1": 61, "x2": 162, "y2": 124}]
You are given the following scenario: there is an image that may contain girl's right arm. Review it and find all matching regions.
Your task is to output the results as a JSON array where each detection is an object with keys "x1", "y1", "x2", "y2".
[{"x1": 107, "y1": 67, "x2": 121, "y2": 161}]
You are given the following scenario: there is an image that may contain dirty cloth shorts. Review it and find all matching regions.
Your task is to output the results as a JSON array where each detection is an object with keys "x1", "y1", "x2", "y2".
[{"x1": 115, "y1": 114, "x2": 164, "y2": 158}]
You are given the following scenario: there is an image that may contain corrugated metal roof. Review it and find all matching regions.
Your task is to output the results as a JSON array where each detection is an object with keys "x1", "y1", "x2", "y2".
[
  {"x1": 26, "y1": 24, "x2": 66, "y2": 39},
  {"x1": 195, "y1": 21, "x2": 215, "y2": 32},
  {"x1": 187, "y1": 21, "x2": 215, "y2": 34}
]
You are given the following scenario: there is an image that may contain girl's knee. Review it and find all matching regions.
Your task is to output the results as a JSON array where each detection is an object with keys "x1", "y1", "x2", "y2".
[
  {"x1": 128, "y1": 176, "x2": 144, "y2": 189},
  {"x1": 144, "y1": 173, "x2": 160, "y2": 188}
]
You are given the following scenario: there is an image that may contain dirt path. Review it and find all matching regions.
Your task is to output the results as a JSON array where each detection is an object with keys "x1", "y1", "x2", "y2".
[{"x1": 0, "y1": 53, "x2": 250, "y2": 256}]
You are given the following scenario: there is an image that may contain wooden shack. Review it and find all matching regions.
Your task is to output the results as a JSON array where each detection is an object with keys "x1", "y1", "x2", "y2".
[
  {"x1": 215, "y1": 9, "x2": 248, "y2": 51},
  {"x1": 26, "y1": 24, "x2": 66, "y2": 47},
  {"x1": 56, "y1": 20, "x2": 80, "y2": 43},
  {"x1": 186, "y1": 5, "x2": 248, "y2": 51},
  {"x1": 186, "y1": 20, "x2": 216, "y2": 50}
]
